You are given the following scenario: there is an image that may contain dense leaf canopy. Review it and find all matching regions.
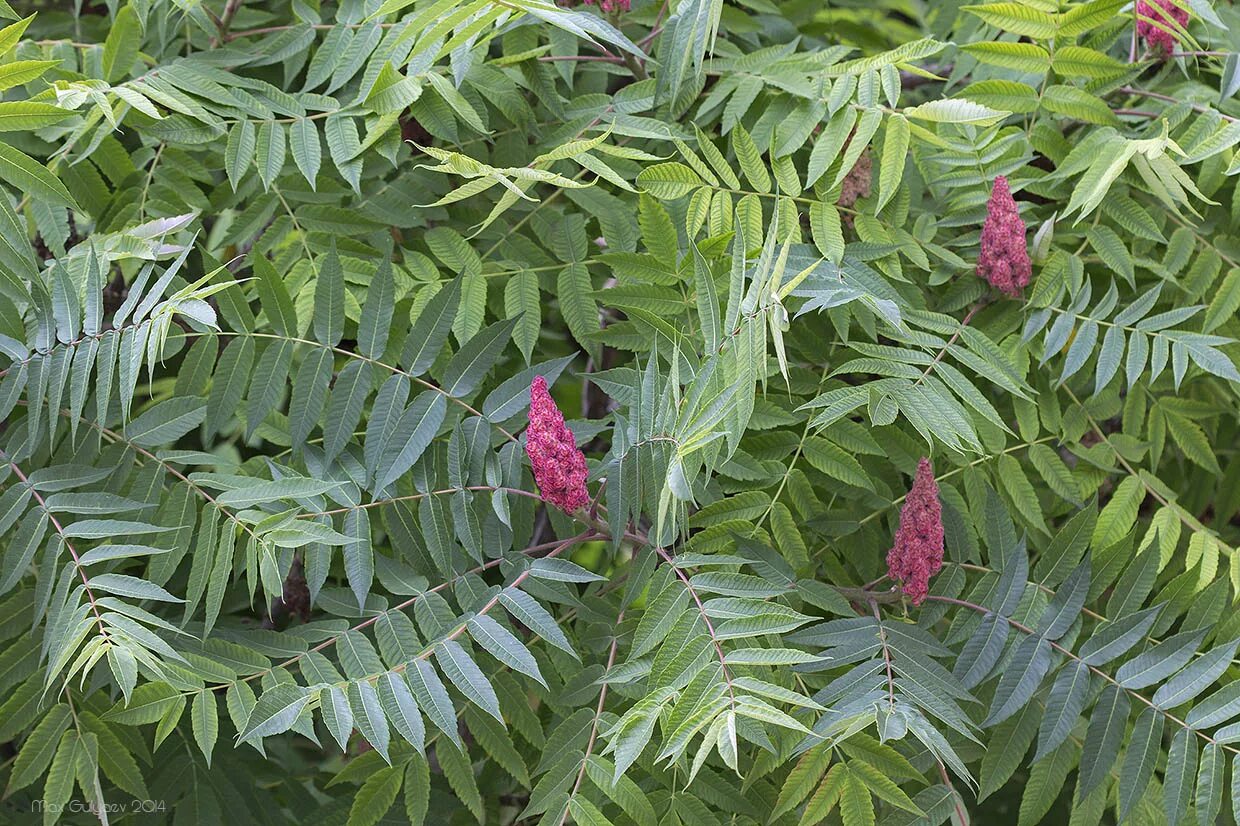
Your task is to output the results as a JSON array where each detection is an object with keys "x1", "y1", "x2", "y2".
[{"x1": 0, "y1": 0, "x2": 1239, "y2": 824}]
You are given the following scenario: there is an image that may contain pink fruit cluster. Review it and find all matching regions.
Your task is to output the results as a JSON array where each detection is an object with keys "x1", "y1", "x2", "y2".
[
  {"x1": 886, "y1": 458, "x2": 945, "y2": 606},
  {"x1": 977, "y1": 176, "x2": 1031, "y2": 297},
  {"x1": 526, "y1": 376, "x2": 590, "y2": 513},
  {"x1": 1137, "y1": 0, "x2": 1189, "y2": 54},
  {"x1": 582, "y1": 0, "x2": 631, "y2": 11}
]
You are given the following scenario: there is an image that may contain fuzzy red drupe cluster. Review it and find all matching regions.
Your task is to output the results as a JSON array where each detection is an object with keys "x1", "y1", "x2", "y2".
[
  {"x1": 582, "y1": 0, "x2": 631, "y2": 12},
  {"x1": 977, "y1": 175, "x2": 1031, "y2": 297},
  {"x1": 1137, "y1": 0, "x2": 1188, "y2": 54},
  {"x1": 886, "y1": 458, "x2": 945, "y2": 605},
  {"x1": 526, "y1": 376, "x2": 590, "y2": 514}
]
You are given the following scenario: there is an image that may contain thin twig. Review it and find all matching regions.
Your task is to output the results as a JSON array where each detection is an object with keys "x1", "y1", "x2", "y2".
[
  {"x1": 5, "y1": 457, "x2": 109, "y2": 641},
  {"x1": 1117, "y1": 86, "x2": 1237, "y2": 122},
  {"x1": 653, "y1": 545, "x2": 737, "y2": 703},
  {"x1": 212, "y1": 0, "x2": 245, "y2": 46},
  {"x1": 638, "y1": 0, "x2": 668, "y2": 48},
  {"x1": 220, "y1": 530, "x2": 599, "y2": 690},
  {"x1": 537, "y1": 54, "x2": 625, "y2": 64},
  {"x1": 622, "y1": 51, "x2": 648, "y2": 81},
  {"x1": 925, "y1": 594, "x2": 1240, "y2": 757},
  {"x1": 559, "y1": 609, "x2": 624, "y2": 825},
  {"x1": 914, "y1": 302, "x2": 983, "y2": 389},
  {"x1": 870, "y1": 599, "x2": 896, "y2": 710}
]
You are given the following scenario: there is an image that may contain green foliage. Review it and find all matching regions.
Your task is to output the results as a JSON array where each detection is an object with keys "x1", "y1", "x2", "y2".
[{"x1": 0, "y1": 0, "x2": 1239, "y2": 824}]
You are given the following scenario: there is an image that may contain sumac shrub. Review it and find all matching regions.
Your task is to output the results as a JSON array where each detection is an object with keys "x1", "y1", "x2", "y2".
[{"x1": 0, "y1": 0, "x2": 1239, "y2": 824}]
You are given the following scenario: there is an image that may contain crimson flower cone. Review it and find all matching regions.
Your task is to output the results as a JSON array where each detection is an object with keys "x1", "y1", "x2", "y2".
[
  {"x1": 526, "y1": 376, "x2": 590, "y2": 513},
  {"x1": 977, "y1": 176, "x2": 1031, "y2": 297},
  {"x1": 1137, "y1": 0, "x2": 1188, "y2": 54},
  {"x1": 886, "y1": 458, "x2": 945, "y2": 605},
  {"x1": 582, "y1": 0, "x2": 630, "y2": 11}
]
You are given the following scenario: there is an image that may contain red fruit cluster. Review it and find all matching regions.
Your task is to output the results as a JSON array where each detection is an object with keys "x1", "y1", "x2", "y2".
[
  {"x1": 977, "y1": 176, "x2": 1031, "y2": 297},
  {"x1": 886, "y1": 458, "x2": 944, "y2": 606},
  {"x1": 1137, "y1": 0, "x2": 1189, "y2": 54},
  {"x1": 583, "y1": 0, "x2": 631, "y2": 11},
  {"x1": 526, "y1": 376, "x2": 590, "y2": 513}
]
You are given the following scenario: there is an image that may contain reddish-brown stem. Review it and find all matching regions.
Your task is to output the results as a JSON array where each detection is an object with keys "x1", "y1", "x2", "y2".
[
  {"x1": 224, "y1": 22, "x2": 393, "y2": 40},
  {"x1": 96, "y1": 419, "x2": 259, "y2": 541},
  {"x1": 924, "y1": 594, "x2": 1239, "y2": 757},
  {"x1": 400, "y1": 532, "x2": 590, "y2": 669},
  {"x1": 226, "y1": 331, "x2": 520, "y2": 442},
  {"x1": 861, "y1": 574, "x2": 889, "y2": 590},
  {"x1": 303, "y1": 485, "x2": 544, "y2": 518},
  {"x1": 937, "y1": 760, "x2": 968, "y2": 823},
  {"x1": 212, "y1": 0, "x2": 245, "y2": 47},
  {"x1": 870, "y1": 599, "x2": 896, "y2": 709},
  {"x1": 559, "y1": 608, "x2": 624, "y2": 825},
  {"x1": 478, "y1": 105, "x2": 618, "y2": 263},
  {"x1": 653, "y1": 545, "x2": 736, "y2": 702},
  {"x1": 0, "y1": 327, "x2": 520, "y2": 442},
  {"x1": 236, "y1": 530, "x2": 598, "y2": 687},
  {"x1": 915, "y1": 301, "x2": 983, "y2": 388},
  {"x1": 6, "y1": 459, "x2": 108, "y2": 637},
  {"x1": 537, "y1": 54, "x2": 625, "y2": 63},
  {"x1": 1117, "y1": 86, "x2": 1238, "y2": 122},
  {"x1": 638, "y1": 0, "x2": 668, "y2": 48}
]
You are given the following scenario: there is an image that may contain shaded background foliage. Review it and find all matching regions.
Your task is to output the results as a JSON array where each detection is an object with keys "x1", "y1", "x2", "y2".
[{"x1": 0, "y1": 0, "x2": 1239, "y2": 824}]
